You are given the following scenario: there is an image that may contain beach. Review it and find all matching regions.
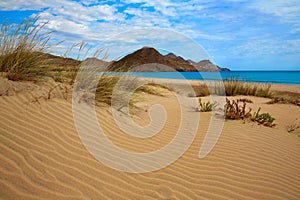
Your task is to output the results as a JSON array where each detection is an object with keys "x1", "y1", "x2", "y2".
[{"x1": 1, "y1": 77, "x2": 300, "y2": 199}]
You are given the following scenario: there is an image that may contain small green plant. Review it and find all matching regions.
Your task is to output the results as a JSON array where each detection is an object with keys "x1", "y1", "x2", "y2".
[
  {"x1": 197, "y1": 98, "x2": 217, "y2": 112},
  {"x1": 252, "y1": 107, "x2": 275, "y2": 127}
]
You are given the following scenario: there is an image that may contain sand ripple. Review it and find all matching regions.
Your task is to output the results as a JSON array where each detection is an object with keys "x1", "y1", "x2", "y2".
[{"x1": 1, "y1": 92, "x2": 300, "y2": 199}]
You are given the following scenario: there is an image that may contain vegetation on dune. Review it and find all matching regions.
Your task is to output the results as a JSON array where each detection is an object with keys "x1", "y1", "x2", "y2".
[
  {"x1": 251, "y1": 107, "x2": 276, "y2": 127},
  {"x1": 225, "y1": 98, "x2": 276, "y2": 127},
  {"x1": 96, "y1": 77, "x2": 169, "y2": 107},
  {"x1": 136, "y1": 82, "x2": 169, "y2": 96},
  {"x1": 196, "y1": 97, "x2": 276, "y2": 127},
  {"x1": 267, "y1": 93, "x2": 300, "y2": 107},
  {"x1": 197, "y1": 98, "x2": 217, "y2": 112},
  {"x1": 192, "y1": 79, "x2": 273, "y2": 98},
  {"x1": 225, "y1": 98, "x2": 252, "y2": 120},
  {"x1": 0, "y1": 16, "x2": 52, "y2": 80},
  {"x1": 95, "y1": 76, "x2": 120, "y2": 105},
  {"x1": 192, "y1": 79, "x2": 300, "y2": 107},
  {"x1": 0, "y1": 15, "x2": 100, "y2": 83},
  {"x1": 286, "y1": 119, "x2": 300, "y2": 135},
  {"x1": 0, "y1": 16, "x2": 141, "y2": 107}
]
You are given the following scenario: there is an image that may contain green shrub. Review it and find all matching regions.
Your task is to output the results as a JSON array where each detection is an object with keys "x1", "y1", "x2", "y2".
[
  {"x1": 197, "y1": 98, "x2": 217, "y2": 112},
  {"x1": 252, "y1": 107, "x2": 276, "y2": 127}
]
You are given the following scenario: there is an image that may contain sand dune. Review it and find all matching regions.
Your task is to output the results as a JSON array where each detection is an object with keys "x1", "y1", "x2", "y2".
[{"x1": 1, "y1": 78, "x2": 300, "y2": 199}]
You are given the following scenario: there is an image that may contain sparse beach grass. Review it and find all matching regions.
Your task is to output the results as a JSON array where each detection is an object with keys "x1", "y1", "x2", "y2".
[
  {"x1": 197, "y1": 98, "x2": 217, "y2": 112},
  {"x1": 192, "y1": 79, "x2": 273, "y2": 98},
  {"x1": 0, "y1": 16, "x2": 51, "y2": 81}
]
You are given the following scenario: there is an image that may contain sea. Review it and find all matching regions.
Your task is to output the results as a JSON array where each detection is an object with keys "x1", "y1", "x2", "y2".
[{"x1": 119, "y1": 71, "x2": 300, "y2": 85}]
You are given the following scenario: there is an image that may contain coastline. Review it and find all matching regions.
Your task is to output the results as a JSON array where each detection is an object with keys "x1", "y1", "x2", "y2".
[
  {"x1": 124, "y1": 71, "x2": 300, "y2": 86},
  {"x1": 135, "y1": 77, "x2": 300, "y2": 96}
]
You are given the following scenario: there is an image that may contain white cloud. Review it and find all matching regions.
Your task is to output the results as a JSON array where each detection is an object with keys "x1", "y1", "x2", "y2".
[
  {"x1": 0, "y1": 0, "x2": 123, "y2": 22},
  {"x1": 248, "y1": 0, "x2": 300, "y2": 33},
  {"x1": 0, "y1": 0, "x2": 230, "y2": 42},
  {"x1": 249, "y1": 0, "x2": 300, "y2": 18},
  {"x1": 1, "y1": 0, "x2": 298, "y2": 65},
  {"x1": 0, "y1": 0, "x2": 57, "y2": 10},
  {"x1": 47, "y1": 17, "x2": 89, "y2": 34},
  {"x1": 101, "y1": 28, "x2": 210, "y2": 61},
  {"x1": 230, "y1": 37, "x2": 300, "y2": 58}
]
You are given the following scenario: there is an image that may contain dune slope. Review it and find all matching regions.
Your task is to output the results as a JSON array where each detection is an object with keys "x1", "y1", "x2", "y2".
[{"x1": 1, "y1": 83, "x2": 300, "y2": 199}]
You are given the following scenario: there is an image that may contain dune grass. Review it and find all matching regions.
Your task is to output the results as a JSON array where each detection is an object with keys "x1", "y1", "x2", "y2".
[
  {"x1": 192, "y1": 79, "x2": 273, "y2": 98},
  {"x1": 0, "y1": 16, "x2": 52, "y2": 81},
  {"x1": 192, "y1": 79, "x2": 299, "y2": 107},
  {"x1": 0, "y1": 16, "x2": 131, "y2": 107},
  {"x1": 267, "y1": 91, "x2": 300, "y2": 106},
  {"x1": 95, "y1": 76, "x2": 120, "y2": 105},
  {"x1": 95, "y1": 76, "x2": 169, "y2": 107},
  {"x1": 197, "y1": 98, "x2": 217, "y2": 112}
]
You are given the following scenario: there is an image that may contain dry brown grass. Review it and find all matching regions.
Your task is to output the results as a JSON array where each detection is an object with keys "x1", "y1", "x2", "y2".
[
  {"x1": 287, "y1": 119, "x2": 300, "y2": 134},
  {"x1": 0, "y1": 15, "x2": 52, "y2": 81},
  {"x1": 224, "y1": 98, "x2": 276, "y2": 127},
  {"x1": 192, "y1": 79, "x2": 273, "y2": 98},
  {"x1": 267, "y1": 91, "x2": 300, "y2": 106},
  {"x1": 225, "y1": 98, "x2": 252, "y2": 120}
]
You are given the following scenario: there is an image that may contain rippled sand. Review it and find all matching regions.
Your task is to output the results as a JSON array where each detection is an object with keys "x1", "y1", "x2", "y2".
[{"x1": 1, "y1": 78, "x2": 300, "y2": 199}]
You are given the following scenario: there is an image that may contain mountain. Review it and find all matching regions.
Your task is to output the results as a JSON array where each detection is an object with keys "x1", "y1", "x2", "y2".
[
  {"x1": 165, "y1": 53, "x2": 186, "y2": 62},
  {"x1": 40, "y1": 53, "x2": 110, "y2": 69},
  {"x1": 40, "y1": 53, "x2": 81, "y2": 67},
  {"x1": 36, "y1": 47, "x2": 229, "y2": 72},
  {"x1": 109, "y1": 47, "x2": 229, "y2": 72},
  {"x1": 188, "y1": 59, "x2": 230, "y2": 72},
  {"x1": 109, "y1": 47, "x2": 196, "y2": 72}
]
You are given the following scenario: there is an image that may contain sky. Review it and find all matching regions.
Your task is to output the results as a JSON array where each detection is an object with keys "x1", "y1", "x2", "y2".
[{"x1": 0, "y1": 0, "x2": 300, "y2": 70}]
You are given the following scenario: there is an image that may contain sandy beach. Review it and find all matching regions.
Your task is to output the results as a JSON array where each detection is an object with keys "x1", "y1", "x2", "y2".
[{"x1": 1, "y1": 77, "x2": 300, "y2": 199}]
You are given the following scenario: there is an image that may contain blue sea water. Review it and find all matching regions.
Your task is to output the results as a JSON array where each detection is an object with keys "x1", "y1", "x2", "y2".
[{"x1": 124, "y1": 71, "x2": 300, "y2": 85}]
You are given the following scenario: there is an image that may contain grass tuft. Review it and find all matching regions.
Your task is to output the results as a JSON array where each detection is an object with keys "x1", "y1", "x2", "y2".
[
  {"x1": 197, "y1": 98, "x2": 217, "y2": 112},
  {"x1": 0, "y1": 15, "x2": 51, "y2": 80},
  {"x1": 192, "y1": 79, "x2": 273, "y2": 98}
]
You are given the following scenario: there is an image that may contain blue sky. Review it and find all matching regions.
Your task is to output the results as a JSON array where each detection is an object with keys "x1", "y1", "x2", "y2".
[{"x1": 0, "y1": 0, "x2": 300, "y2": 70}]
